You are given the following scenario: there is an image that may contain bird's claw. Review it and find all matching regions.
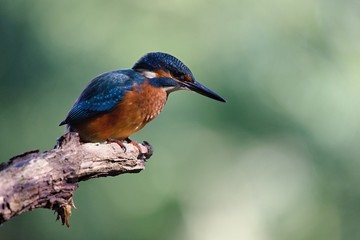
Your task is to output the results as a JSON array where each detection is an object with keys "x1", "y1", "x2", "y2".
[
  {"x1": 142, "y1": 141, "x2": 153, "y2": 160},
  {"x1": 106, "y1": 138, "x2": 152, "y2": 160},
  {"x1": 127, "y1": 139, "x2": 144, "y2": 158},
  {"x1": 125, "y1": 138, "x2": 153, "y2": 160},
  {"x1": 106, "y1": 138, "x2": 127, "y2": 152}
]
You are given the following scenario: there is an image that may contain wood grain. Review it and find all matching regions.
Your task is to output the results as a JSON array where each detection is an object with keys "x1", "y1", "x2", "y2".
[{"x1": 0, "y1": 132, "x2": 152, "y2": 227}]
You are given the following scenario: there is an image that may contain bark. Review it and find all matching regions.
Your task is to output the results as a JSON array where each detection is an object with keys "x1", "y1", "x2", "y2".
[{"x1": 0, "y1": 132, "x2": 152, "y2": 227}]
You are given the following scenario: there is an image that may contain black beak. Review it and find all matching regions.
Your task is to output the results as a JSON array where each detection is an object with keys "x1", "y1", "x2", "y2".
[{"x1": 181, "y1": 80, "x2": 226, "y2": 102}]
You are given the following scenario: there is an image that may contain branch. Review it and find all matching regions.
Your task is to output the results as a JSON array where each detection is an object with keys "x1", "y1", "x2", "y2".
[{"x1": 0, "y1": 132, "x2": 153, "y2": 227}]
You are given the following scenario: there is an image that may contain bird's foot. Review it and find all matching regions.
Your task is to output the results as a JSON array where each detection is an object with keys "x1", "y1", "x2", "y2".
[
  {"x1": 125, "y1": 138, "x2": 153, "y2": 160},
  {"x1": 142, "y1": 141, "x2": 153, "y2": 160},
  {"x1": 106, "y1": 138, "x2": 127, "y2": 152},
  {"x1": 125, "y1": 138, "x2": 143, "y2": 156},
  {"x1": 106, "y1": 138, "x2": 152, "y2": 160}
]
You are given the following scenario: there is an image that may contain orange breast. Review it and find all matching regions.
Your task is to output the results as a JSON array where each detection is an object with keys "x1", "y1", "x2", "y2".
[{"x1": 74, "y1": 81, "x2": 168, "y2": 142}]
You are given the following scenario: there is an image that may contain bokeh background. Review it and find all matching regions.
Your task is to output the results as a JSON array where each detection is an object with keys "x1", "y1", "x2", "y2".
[{"x1": 1, "y1": 0, "x2": 360, "y2": 239}]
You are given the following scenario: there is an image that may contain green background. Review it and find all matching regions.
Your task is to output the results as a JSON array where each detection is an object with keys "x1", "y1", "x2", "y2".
[{"x1": 1, "y1": 0, "x2": 360, "y2": 239}]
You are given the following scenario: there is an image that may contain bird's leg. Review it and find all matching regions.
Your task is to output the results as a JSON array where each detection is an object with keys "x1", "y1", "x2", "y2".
[
  {"x1": 124, "y1": 138, "x2": 146, "y2": 159},
  {"x1": 106, "y1": 138, "x2": 152, "y2": 160},
  {"x1": 125, "y1": 138, "x2": 141, "y2": 152},
  {"x1": 106, "y1": 138, "x2": 127, "y2": 152}
]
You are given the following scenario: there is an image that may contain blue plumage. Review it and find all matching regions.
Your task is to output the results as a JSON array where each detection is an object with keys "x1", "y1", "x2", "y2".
[
  {"x1": 60, "y1": 69, "x2": 144, "y2": 125},
  {"x1": 133, "y1": 52, "x2": 195, "y2": 80},
  {"x1": 60, "y1": 52, "x2": 226, "y2": 142}
]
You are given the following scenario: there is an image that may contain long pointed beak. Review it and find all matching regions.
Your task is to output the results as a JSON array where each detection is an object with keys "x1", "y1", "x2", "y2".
[{"x1": 181, "y1": 80, "x2": 226, "y2": 102}]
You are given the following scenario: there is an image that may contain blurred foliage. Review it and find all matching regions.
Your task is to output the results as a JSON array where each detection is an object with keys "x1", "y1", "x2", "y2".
[{"x1": 1, "y1": 0, "x2": 360, "y2": 239}]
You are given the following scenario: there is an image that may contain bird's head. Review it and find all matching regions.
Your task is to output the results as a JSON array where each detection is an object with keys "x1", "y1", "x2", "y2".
[{"x1": 132, "y1": 52, "x2": 226, "y2": 102}]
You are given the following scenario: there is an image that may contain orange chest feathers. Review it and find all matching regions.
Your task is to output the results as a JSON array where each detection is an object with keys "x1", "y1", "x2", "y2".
[{"x1": 75, "y1": 81, "x2": 168, "y2": 142}]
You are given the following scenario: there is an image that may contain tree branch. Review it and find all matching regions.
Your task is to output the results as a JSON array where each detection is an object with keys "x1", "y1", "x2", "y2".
[{"x1": 0, "y1": 132, "x2": 153, "y2": 227}]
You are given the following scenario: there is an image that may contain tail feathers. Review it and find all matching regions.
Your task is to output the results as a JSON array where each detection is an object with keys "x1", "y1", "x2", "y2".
[{"x1": 59, "y1": 121, "x2": 76, "y2": 134}]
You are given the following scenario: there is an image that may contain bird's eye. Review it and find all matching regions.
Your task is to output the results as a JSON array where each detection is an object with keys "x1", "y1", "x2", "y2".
[{"x1": 172, "y1": 72, "x2": 185, "y2": 80}]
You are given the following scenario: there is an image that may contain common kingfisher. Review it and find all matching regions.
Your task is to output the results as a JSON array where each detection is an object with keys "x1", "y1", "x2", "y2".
[{"x1": 60, "y1": 52, "x2": 226, "y2": 144}]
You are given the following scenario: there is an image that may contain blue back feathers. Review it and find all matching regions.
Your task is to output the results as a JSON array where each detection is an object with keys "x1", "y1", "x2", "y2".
[{"x1": 60, "y1": 69, "x2": 143, "y2": 125}]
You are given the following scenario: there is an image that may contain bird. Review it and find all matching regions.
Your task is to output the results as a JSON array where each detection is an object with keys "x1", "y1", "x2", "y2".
[{"x1": 60, "y1": 52, "x2": 226, "y2": 145}]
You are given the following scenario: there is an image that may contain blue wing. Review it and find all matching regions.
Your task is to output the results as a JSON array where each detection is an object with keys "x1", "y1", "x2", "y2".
[{"x1": 60, "y1": 69, "x2": 142, "y2": 125}]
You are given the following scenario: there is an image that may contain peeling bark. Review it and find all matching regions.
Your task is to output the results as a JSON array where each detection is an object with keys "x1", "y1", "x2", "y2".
[{"x1": 0, "y1": 132, "x2": 152, "y2": 226}]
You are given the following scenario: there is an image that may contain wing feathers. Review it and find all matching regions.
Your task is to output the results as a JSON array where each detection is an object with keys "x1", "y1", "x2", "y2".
[{"x1": 60, "y1": 69, "x2": 143, "y2": 125}]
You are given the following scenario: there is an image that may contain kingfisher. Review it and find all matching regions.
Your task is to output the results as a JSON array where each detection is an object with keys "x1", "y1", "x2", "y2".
[{"x1": 60, "y1": 52, "x2": 226, "y2": 146}]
